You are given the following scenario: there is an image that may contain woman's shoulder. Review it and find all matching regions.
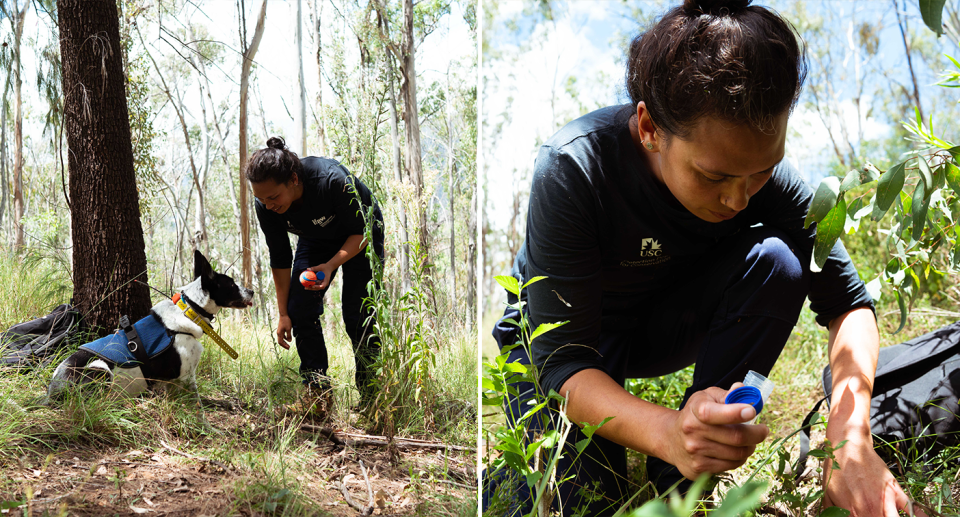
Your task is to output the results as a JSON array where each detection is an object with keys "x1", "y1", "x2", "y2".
[{"x1": 545, "y1": 104, "x2": 631, "y2": 151}]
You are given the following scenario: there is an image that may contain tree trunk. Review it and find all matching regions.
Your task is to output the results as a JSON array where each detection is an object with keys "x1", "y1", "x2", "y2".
[
  {"x1": 446, "y1": 64, "x2": 456, "y2": 314},
  {"x1": 296, "y1": 0, "x2": 307, "y2": 156},
  {"x1": 0, "y1": 78, "x2": 9, "y2": 229},
  {"x1": 400, "y1": 0, "x2": 427, "y2": 254},
  {"x1": 313, "y1": 0, "x2": 328, "y2": 156},
  {"x1": 11, "y1": 0, "x2": 29, "y2": 251},
  {"x1": 239, "y1": 0, "x2": 269, "y2": 288},
  {"x1": 374, "y1": 0, "x2": 410, "y2": 292},
  {"x1": 59, "y1": 0, "x2": 151, "y2": 333},
  {"x1": 467, "y1": 184, "x2": 476, "y2": 323}
]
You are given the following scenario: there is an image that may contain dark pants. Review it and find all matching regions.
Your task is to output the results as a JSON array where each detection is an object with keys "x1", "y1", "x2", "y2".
[
  {"x1": 484, "y1": 227, "x2": 810, "y2": 516},
  {"x1": 288, "y1": 222, "x2": 384, "y2": 400}
]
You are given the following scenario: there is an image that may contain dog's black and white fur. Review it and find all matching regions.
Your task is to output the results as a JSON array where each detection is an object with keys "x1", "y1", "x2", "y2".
[{"x1": 47, "y1": 251, "x2": 253, "y2": 401}]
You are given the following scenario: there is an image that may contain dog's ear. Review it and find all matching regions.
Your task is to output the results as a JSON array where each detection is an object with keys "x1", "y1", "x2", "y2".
[{"x1": 194, "y1": 250, "x2": 215, "y2": 281}]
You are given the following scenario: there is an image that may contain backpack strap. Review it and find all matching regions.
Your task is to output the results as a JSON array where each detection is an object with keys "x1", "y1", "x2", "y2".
[{"x1": 119, "y1": 315, "x2": 150, "y2": 366}]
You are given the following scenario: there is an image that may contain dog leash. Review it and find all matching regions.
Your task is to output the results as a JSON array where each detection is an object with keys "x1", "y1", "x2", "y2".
[{"x1": 172, "y1": 292, "x2": 239, "y2": 360}]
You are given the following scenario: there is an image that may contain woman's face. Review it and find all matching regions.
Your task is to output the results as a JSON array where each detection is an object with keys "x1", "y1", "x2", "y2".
[
  {"x1": 251, "y1": 174, "x2": 301, "y2": 214},
  {"x1": 635, "y1": 103, "x2": 787, "y2": 223}
]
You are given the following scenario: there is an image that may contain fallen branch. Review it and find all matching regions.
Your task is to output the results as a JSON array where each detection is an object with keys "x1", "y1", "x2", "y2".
[{"x1": 300, "y1": 425, "x2": 475, "y2": 452}]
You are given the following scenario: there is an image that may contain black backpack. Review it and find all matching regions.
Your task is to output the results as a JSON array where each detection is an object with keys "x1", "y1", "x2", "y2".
[
  {"x1": 798, "y1": 321, "x2": 960, "y2": 478},
  {"x1": 0, "y1": 304, "x2": 82, "y2": 369}
]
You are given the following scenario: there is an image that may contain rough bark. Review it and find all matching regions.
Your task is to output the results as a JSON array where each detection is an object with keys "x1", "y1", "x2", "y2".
[
  {"x1": 59, "y1": 0, "x2": 151, "y2": 333},
  {"x1": 239, "y1": 0, "x2": 268, "y2": 288}
]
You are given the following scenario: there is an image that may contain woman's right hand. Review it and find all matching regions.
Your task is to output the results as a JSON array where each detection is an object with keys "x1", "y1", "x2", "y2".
[
  {"x1": 664, "y1": 385, "x2": 769, "y2": 480},
  {"x1": 276, "y1": 315, "x2": 293, "y2": 350}
]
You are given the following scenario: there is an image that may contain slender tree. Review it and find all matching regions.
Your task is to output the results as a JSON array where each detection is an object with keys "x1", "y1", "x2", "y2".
[
  {"x1": 374, "y1": 0, "x2": 411, "y2": 291},
  {"x1": 295, "y1": 0, "x2": 307, "y2": 156},
  {"x1": 238, "y1": 0, "x2": 268, "y2": 288},
  {"x1": 1, "y1": 0, "x2": 30, "y2": 251},
  {"x1": 59, "y1": 0, "x2": 151, "y2": 331},
  {"x1": 400, "y1": 0, "x2": 427, "y2": 253}
]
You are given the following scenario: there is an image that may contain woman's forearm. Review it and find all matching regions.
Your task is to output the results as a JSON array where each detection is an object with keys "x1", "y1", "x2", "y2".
[{"x1": 272, "y1": 268, "x2": 291, "y2": 316}]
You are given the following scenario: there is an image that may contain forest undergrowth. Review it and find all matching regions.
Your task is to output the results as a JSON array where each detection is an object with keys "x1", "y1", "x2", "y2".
[{"x1": 0, "y1": 249, "x2": 478, "y2": 517}]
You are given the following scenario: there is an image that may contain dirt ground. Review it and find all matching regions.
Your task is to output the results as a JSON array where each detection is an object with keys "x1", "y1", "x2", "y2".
[{"x1": 0, "y1": 409, "x2": 477, "y2": 517}]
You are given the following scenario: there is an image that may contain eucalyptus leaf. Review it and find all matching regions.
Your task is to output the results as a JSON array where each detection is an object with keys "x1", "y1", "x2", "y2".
[
  {"x1": 874, "y1": 161, "x2": 907, "y2": 219},
  {"x1": 918, "y1": 155, "x2": 934, "y2": 193},
  {"x1": 919, "y1": 0, "x2": 947, "y2": 36},
  {"x1": 860, "y1": 163, "x2": 881, "y2": 183},
  {"x1": 812, "y1": 196, "x2": 846, "y2": 270},
  {"x1": 839, "y1": 169, "x2": 861, "y2": 193},
  {"x1": 911, "y1": 181, "x2": 931, "y2": 241},
  {"x1": 893, "y1": 289, "x2": 908, "y2": 334},
  {"x1": 945, "y1": 162, "x2": 960, "y2": 198},
  {"x1": 805, "y1": 176, "x2": 841, "y2": 229}
]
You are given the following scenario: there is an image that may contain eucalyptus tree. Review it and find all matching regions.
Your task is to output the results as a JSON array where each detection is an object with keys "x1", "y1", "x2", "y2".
[
  {"x1": 238, "y1": 0, "x2": 268, "y2": 288},
  {"x1": 0, "y1": 0, "x2": 30, "y2": 251},
  {"x1": 58, "y1": 0, "x2": 152, "y2": 331}
]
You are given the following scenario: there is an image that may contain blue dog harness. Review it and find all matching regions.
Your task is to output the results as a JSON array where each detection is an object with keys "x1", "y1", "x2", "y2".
[{"x1": 79, "y1": 314, "x2": 174, "y2": 368}]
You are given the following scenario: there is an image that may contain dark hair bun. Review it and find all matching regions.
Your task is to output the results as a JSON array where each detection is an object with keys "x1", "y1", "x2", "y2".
[
  {"x1": 683, "y1": 0, "x2": 750, "y2": 15},
  {"x1": 266, "y1": 136, "x2": 287, "y2": 150}
]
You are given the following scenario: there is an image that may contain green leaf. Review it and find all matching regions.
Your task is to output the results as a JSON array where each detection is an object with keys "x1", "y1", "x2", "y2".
[
  {"x1": 918, "y1": 155, "x2": 934, "y2": 193},
  {"x1": 805, "y1": 176, "x2": 841, "y2": 229},
  {"x1": 812, "y1": 195, "x2": 846, "y2": 270},
  {"x1": 808, "y1": 449, "x2": 829, "y2": 459},
  {"x1": 919, "y1": 0, "x2": 947, "y2": 36},
  {"x1": 524, "y1": 471, "x2": 542, "y2": 488},
  {"x1": 521, "y1": 276, "x2": 547, "y2": 289},
  {"x1": 494, "y1": 275, "x2": 520, "y2": 296},
  {"x1": 894, "y1": 289, "x2": 908, "y2": 335},
  {"x1": 860, "y1": 163, "x2": 881, "y2": 183},
  {"x1": 580, "y1": 416, "x2": 615, "y2": 439},
  {"x1": 911, "y1": 181, "x2": 931, "y2": 242},
  {"x1": 530, "y1": 321, "x2": 567, "y2": 342},
  {"x1": 944, "y1": 162, "x2": 960, "y2": 198},
  {"x1": 839, "y1": 169, "x2": 861, "y2": 193},
  {"x1": 874, "y1": 161, "x2": 907, "y2": 219},
  {"x1": 711, "y1": 480, "x2": 767, "y2": 517},
  {"x1": 819, "y1": 506, "x2": 852, "y2": 517}
]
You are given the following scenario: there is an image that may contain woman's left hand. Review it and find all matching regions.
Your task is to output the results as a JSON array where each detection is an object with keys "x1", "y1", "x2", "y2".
[
  {"x1": 821, "y1": 436, "x2": 927, "y2": 517},
  {"x1": 306, "y1": 262, "x2": 335, "y2": 291}
]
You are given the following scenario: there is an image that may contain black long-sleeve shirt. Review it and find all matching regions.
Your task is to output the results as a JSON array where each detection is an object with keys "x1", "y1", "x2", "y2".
[
  {"x1": 256, "y1": 156, "x2": 377, "y2": 269},
  {"x1": 511, "y1": 105, "x2": 874, "y2": 397}
]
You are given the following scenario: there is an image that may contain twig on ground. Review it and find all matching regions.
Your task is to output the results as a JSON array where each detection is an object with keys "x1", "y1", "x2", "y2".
[
  {"x1": 360, "y1": 460, "x2": 374, "y2": 509},
  {"x1": 300, "y1": 425, "x2": 475, "y2": 452},
  {"x1": 338, "y1": 479, "x2": 372, "y2": 515},
  {"x1": 159, "y1": 440, "x2": 233, "y2": 473}
]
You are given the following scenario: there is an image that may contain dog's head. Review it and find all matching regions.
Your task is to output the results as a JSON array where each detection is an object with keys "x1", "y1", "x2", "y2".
[{"x1": 187, "y1": 250, "x2": 254, "y2": 311}]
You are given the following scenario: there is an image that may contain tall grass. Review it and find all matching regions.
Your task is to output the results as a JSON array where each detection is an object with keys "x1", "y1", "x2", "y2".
[{"x1": 0, "y1": 247, "x2": 477, "y2": 515}]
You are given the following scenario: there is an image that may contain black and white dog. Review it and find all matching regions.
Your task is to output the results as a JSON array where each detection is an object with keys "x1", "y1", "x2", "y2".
[{"x1": 47, "y1": 251, "x2": 253, "y2": 401}]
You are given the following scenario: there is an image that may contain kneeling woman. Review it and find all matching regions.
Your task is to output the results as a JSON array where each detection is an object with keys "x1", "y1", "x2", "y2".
[{"x1": 247, "y1": 137, "x2": 384, "y2": 406}]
